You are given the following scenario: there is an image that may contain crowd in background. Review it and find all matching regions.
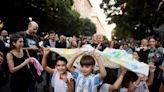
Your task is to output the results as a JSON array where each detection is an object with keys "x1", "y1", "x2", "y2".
[{"x1": 0, "y1": 20, "x2": 163, "y2": 92}]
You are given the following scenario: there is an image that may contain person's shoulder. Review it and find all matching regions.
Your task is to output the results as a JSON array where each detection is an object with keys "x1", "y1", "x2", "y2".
[
  {"x1": 120, "y1": 87, "x2": 128, "y2": 92},
  {"x1": 157, "y1": 47, "x2": 164, "y2": 53},
  {"x1": 100, "y1": 83, "x2": 111, "y2": 91},
  {"x1": 33, "y1": 34, "x2": 38, "y2": 38},
  {"x1": 17, "y1": 31, "x2": 26, "y2": 34},
  {"x1": 67, "y1": 71, "x2": 74, "y2": 78},
  {"x1": 102, "y1": 83, "x2": 111, "y2": 87},
  {"x1": 52, "y1": 70, "x2": 58, "y2": 77},
  {"x1": 16, "y1": 31, "x2": 26, "y2": 37},
  {"x1": 67, "y1": 71, "x2": 72, "y2": 75}
]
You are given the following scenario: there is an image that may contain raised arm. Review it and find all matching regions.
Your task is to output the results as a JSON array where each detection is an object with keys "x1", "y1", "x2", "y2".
[
  {"x1": 127, "y1": 65, "x2": 155, "y2": 92},
  {"x1": 67, "y1": 51, "x2": 85, "y2": 73},
  {"x1": 42, "y1": 48, "x2": 55, "y2": 74},
  {"x1": 92, "y1": 51, "x2": 107, "y2": 80},
  {"x1": 146, "y1": 64, "x2": 155, "y2": 86},
  {"x1": 109, "y1": 67, "x2": 127, "y2": 91}
]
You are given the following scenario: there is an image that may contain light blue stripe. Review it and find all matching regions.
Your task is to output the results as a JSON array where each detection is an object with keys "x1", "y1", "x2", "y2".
[
  {"x1": 80, "y1": 79, "x2": 86, "y2": 92},
  {"x1": 88, "y1": 79, "x2": 92, "y2": 92},
  {"x1": 76, "y1": 76, "x2": 82, "y2": 92}
]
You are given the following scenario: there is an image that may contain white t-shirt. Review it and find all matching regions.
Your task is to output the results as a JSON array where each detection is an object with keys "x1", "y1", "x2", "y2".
[
  {"x1": 99, "y1": 83, "x2": 111, "y2": 92},
  {"x1": 51, "y1": 71, "x2": 73, "y2": 92},
  {"x1": 120, "y1": 87, "x2": 128, "y2": 92},
  {"x1": 120, "y1": 81, "x2": 149, "y2": 92}
]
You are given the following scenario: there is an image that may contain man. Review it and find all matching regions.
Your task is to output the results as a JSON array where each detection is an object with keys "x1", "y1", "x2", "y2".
[
  {"x1": 18, "y1": 21, "x2": 39, "y2": 58},
  {"x1": 91, "y1": 34, "x2": 106, "y2": 51},
  {"x1": 0, "y1": 30, "x2": 9, "y2": 48},
  {"x1": 17, "y1": 20, "x2": 41, "y2": 92}
]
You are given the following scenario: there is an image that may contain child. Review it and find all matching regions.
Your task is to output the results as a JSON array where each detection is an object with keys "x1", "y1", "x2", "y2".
[
  {"x1": 41, "y1": 48, "x2": 74, "y2": 92},
  {"x1": 67, "y1": 51, "x2": 107, "y2": 92},
  {"x1": 120, "y1": 51, "x2": 155, "y2": 92},
  {"x1": 98, "y1": 67, "x2": 127, "y2": 92}
]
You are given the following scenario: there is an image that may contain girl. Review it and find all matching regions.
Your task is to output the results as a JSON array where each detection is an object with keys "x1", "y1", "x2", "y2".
[
  {"x1": 6, "y1": 34, "x2": 35, "y2": 92},
  {"x1": 98, "y1": 67, "x2": 127, "y2": 92},
  {"x1": 120, "y1": 51, "x2": 155, "y2": 92},
  {"x1": 67, "y1": 51, "x2": 107, "y2": 92},
  {"x1": 41, "y1": 48, "x2": 74, "y2": 92}
]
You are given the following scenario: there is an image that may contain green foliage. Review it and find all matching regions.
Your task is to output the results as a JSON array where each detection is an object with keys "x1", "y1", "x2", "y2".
[
  {"x1": 0, "y1": 0, "x2": 96, "y2": 36},
  {"x1": 27, "y1": 0, "x2": 81, "y2": 35},
  {"x1": 79, "y1": 18, "x2": 96, "y2": 36},
  {"x1": 101, "y1": 0, "x2": 164, "y2": 39},
  {"x1": 28, "y1": 0, "x2": 96, "y2": 36}
]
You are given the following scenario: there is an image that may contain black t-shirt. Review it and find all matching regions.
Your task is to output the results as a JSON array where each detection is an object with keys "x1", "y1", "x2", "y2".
[
  {"x1": 91, "y1": 43, "x2": 106, "y2": 51},
  {"x1": 56, "y1": 41, "x2": 67, "y2": 48},
  {"x1": 18, "y1": 31, "x2": 39, "y2": 48},
  {"x1": 139, "y1": 48, "x2": 150, "y2": 64}
]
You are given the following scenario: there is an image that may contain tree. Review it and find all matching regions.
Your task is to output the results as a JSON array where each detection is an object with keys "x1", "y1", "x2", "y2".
[
  {"x1": 79, "y1": 18, "x2": 96, "y2": 36},
  {"x1": 100, "y1": 0, "x2": 164, "y2": 39},
  {"x1": 0, "y1": 0, "x2": 96, "y2": 36}
]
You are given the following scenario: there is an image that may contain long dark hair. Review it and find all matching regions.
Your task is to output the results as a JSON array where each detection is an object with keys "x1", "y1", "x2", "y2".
[{"x1": 10, "y1": 34, "x2": 23, "y2": 50}]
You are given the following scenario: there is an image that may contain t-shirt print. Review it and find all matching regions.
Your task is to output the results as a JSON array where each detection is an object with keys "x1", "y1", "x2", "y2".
[{"x1": 27, "y1": 38, "x2": 37, "y2": 47}]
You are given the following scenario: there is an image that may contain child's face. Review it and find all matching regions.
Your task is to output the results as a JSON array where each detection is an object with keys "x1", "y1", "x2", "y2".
[
  {"x1": 49, "y1": 33, "x2": 56, "y2": 40},
  {"x1": 132, "y1": 52, "x2": 139, "y2": 60},
  {"x1": 81, "y1": 65, "x2": 94, "y2": 76},
  {"x1": 55, "y1": 60, "x2": 67, "y2": 74}
]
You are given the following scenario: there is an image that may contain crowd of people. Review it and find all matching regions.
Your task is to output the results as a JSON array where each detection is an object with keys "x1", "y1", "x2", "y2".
[{"x1": 0, "y1": 20, "x2": 163, "y2": 92}]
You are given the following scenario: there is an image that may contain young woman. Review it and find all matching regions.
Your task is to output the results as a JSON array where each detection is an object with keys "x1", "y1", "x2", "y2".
[
  {"x1": 67, "y1": 51, "x2": 107, "y2": 92},
  {"x1": 41, "y1": 48, "x2": 74, "y2": 92},
  {"x1": 6, "y1": 34, "x2": 35, "y2": 92}
]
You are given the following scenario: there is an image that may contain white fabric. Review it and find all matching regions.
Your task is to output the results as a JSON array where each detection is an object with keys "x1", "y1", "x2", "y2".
[
  {"x1": 103, "y1": 48, "x2": 149, "y2": 76},
  {"x1": 50, "y1": 44, "x2": 149, "y2": 76}
]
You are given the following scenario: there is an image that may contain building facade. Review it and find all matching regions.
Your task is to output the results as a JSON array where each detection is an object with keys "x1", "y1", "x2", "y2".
[{"x1": 73, "y1": 0, "x2": 111, "y2": 39}]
